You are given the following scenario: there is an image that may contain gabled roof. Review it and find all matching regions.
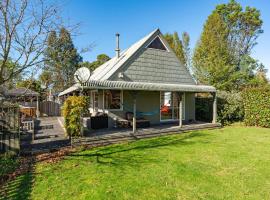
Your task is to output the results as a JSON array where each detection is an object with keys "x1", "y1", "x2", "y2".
[
  {"x1": 90, "y1": 29, "x2": 159, "y2": 81},
  {"x1": 5, "y1": 87, "x2": 39, "y2": 97}
]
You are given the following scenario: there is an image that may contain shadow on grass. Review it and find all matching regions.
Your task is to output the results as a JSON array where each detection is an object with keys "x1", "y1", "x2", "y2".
[
  {"x1": 0, "y1": 157, "x2": 35, "y2": 200},
  {"x1": 68, "y1": 131, "x2": 211, "y2": 167}
]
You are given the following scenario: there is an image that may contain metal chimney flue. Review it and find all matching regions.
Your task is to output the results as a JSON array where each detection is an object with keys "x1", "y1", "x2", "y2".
[{"x1": 115, "y1": 33, "x2": 120, "y2": 58}]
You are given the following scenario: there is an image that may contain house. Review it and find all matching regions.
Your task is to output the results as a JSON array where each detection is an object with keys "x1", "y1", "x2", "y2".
[{"x1": 59, "y1": 29, "x2": 217, "y2": 133}]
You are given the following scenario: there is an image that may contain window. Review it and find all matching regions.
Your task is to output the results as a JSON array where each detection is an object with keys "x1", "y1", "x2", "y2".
[
  {"x1": 160, "y1": 92, "x2": 185, "y2": 121},
  {"x1": 104, "y1": 90, "x2": 122, "y2": 110},
  {"x1": 147, "y1": 37, "x2": 167, "y2": 51}
]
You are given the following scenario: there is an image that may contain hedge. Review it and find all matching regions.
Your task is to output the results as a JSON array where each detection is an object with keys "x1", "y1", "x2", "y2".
[
  {"x1": 242, "y1": 87, "x2": 270, "y2": 128},
  {"x1": 62, "y1": 96, "x2": 89, "y2": 137}
]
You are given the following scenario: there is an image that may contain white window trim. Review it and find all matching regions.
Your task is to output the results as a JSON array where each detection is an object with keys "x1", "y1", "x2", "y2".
[
  {"x1": 103, "y1": 89, "x2": 123, "y2": 111},
  {"x1": 146, "y1": 35, "x2": 169, "y2": 52},
  {"x1": 159, "y1": 91, "x2": 185, "y2": 122}
]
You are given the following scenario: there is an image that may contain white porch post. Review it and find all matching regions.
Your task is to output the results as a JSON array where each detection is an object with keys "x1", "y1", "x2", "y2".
[
  {"x1": 178, "y1": 92, "x2": 183, "y2": 127},
  {"x1": 133, "y1": 98, "x2": 136, "y2": 133},
  {"x1": 212, "y1": 92, "x2": 217, "y2": 124},
  {"x1": 36, "y1": 95, "x2": 40, "y2": 118}
]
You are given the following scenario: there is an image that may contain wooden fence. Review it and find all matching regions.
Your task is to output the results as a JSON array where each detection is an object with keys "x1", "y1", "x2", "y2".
[
  {"x1": 19, "y1": 101, "x2": 61, "y2": 116},
  {"x1": 0, "y1": 102, "x2": 20, "y2": 154}
]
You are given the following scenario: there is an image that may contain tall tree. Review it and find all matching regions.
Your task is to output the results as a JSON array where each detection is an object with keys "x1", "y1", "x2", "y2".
[
  {"x1": 164, "y1": 32, "x2": 186, "y2": 66},
  {"x1": 193, "y1": 0, "x2": 263, "y2": 91},
  {"x1": 182, "y1": 32, "x2": 192, "y2": 74},
  {"x1": 193, "y1": 12, "x2": 234, "y2": 90},
  {"x1": 0, "y1": 0, "x2": 61, "y2": 86},
  {"x1": 44, "y1": 28, "x2": 82, "y2": 92},
  {"x1": 80, "y1": 54, "x2": 110, "y2": 72}
]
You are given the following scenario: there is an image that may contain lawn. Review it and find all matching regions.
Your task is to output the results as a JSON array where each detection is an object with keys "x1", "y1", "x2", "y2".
[{"x1": 1, "y1": 126, "x2": 270, "y2": 200}]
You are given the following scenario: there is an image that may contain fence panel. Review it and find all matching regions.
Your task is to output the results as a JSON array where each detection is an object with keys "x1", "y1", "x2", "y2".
[{"x1": 40, "y1": 101, "x2": 61, "y2": 116}]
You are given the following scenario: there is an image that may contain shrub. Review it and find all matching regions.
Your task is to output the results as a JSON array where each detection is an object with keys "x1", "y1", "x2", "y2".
[
  {"x1": 195, "y1": 91, "x2": 244, "y2": 125},
  {"x1": 217, "y1": 91, "x2": 244, "y2": 125},
  {"x1": 62, "y1": 96, "x2": 89, "y2": 137},
  {"x1": 242, "y1": 87, "x2": 270, "y2": 128}
]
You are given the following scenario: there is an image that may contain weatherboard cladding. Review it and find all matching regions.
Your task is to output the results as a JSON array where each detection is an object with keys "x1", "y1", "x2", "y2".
[{"x1": 110, "y1": 32, "x2": 195, "y2": 85}]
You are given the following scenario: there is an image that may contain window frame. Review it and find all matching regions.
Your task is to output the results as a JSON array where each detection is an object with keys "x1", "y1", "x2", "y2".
[
  {"x1": 103, "y1": 89, "x2": 123, "y2": 111},
  {"x1": 159, "y1": 91, "x2": 185, "y2": 122}
]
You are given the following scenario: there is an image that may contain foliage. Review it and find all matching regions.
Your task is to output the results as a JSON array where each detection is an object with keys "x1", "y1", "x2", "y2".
[
  {"x1": 44, "y1": 28, "x2": 82, "y2": 92},
  {"x1": 242, "y1": 86, "x2": 270, "y2": 128},
  {"x1": 62, "y1": 96, "x2": 89, "y2": 137},
  {"x1": 16, "y1": 79, "x2": 42, "y2": 93},
  {"x1": 193, "y1": 12, "x2": 233, "y2": 91},
  {"x1": 39, "y1": 70, "x2": 53, "y2": 89},
  {"x1": 80, "y1": 54, "x2": 110, "y2": 72},
  {"x1": 164, "y1": 32, "x2": 186, "y2": 66},
  {"x1": 0, "y1": 0, "x2": 61, "y2": 86},
  {"x1": 8, "y1": 127, "x2": 270, "y2": 199},
  {"x1": 217, "y1": 91, "x2": 244, "y2": 125},
  {"x1": 195, "y1": 91, "x2": 244, "y2": 125},
  {"x1": 193, "y1": 0, "x2": 264, "y2": 91},
  {"x1": 0, "y1": 155, "x2": 18, "y2": 178}
]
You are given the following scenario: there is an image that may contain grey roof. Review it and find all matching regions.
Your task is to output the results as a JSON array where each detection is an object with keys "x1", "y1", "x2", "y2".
[
  {"x1": 90, "y1": 29, "x2": 158, "y2": 81},
  {"x1": 81, "y1": 80, "x2": 216, "y2": 93},
  {"x1": 5, "y1": 87, "x2": 39, "y2": 97},
  {"x1": 58, "y1": 29, "x2": 216, "y2": 96},
  {"x1": 90, "y1": 28, "x2": 195, "y2": 85},
  {"x1": 58, "y1": 84, "x2": 80, "y2": 96}
]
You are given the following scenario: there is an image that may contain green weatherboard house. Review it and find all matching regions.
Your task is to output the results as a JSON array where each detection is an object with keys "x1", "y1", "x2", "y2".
[{"x1": 59, "y1": 29, "x2": 217, "y2": 133}]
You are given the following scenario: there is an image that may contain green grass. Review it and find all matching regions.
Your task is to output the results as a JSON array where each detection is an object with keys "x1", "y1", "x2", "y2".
[
  {"x1": 0, "y1": 155, "x2": 18, "y2": 178},
  {"x1": 2, "y1": 126, "x2": 270, "y2": 199}
]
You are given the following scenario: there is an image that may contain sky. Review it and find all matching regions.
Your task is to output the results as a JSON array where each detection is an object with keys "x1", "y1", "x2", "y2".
[{"x1": 62, "y1": 0, "x2": 270, "y2": 78}]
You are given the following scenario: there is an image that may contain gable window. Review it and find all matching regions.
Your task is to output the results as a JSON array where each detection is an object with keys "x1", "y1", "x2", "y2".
[
  {"x1": 104, "y1": 90, "x2": 123, "y2": 110},
  {"x1": 147, "y1": 36, "x2": 167, "y2": 51}
]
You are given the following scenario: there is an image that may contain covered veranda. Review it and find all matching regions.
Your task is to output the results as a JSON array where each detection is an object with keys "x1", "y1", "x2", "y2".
[{"x1": 59, "y1": 80, "x2": 219, "y2": 137}]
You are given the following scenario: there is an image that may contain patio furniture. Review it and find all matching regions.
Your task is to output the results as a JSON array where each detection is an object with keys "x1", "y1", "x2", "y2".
[
  {"x1": 90, "y1": 114, "x2": 108, "y2": 129},
  {"x1": 125, "y1": 112, "x2": 150, "y2": 128}
]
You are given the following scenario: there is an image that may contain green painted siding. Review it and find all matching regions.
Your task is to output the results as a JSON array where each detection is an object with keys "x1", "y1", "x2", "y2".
[{"x1": 185, "y1": 93, "x2": 195, "y2": 121}]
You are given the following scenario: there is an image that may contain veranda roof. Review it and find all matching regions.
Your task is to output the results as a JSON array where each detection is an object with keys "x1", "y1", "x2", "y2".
[{"x1": 58, "y1": 80, "x2": 216, "y2": 97}]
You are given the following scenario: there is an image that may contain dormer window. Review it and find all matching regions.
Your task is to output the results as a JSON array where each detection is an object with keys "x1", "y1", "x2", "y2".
[{"x1": 147, "y1": 36, "x2": 167, "y2": 51}]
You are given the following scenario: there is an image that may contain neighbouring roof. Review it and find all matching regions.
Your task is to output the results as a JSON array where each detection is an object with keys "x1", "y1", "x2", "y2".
[{"x1": 5, "y1": 87, "x2": 39, "y2": 97}]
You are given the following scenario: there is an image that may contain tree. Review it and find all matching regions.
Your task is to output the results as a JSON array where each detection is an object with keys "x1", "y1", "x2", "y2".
[
  {"x1": 0, "y1": 0, "x2": 61, "y2": 86},
  {"x1": 215, "y1": 0, "x2": 263, "y2": 68},
  {"x1": 193, "y1": 0, "x2": 263, "y2": 91},
  {"x1": 39, "y1": 70, "x2": 53, "y2": 89},
  {"x1": 44, "y1": 28, "x2": 82, "y2": 92},
  {"x1": 16, "y1": 79, "x2": 42, "y2": 93},
  {"x1": 193, "y1": 12, "x2": 235, "y2": 90},
  {"x1": 80, "y1": 54, "x2": 110, "y2": 72},
  {"x1": 182, "y1": 32, "x2": 192, "y2": 74},
  {"x1": 164, "y1": 32, "x2": 186, "y2": 66}
]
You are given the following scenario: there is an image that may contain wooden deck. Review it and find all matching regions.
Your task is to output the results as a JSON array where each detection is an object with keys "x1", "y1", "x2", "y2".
[{"x1": 72, "y1": 122, "x2": 221, "y2": 147}]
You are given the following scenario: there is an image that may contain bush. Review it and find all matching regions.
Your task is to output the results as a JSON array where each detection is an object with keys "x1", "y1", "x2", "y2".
[
  {"x1": 62, "y1": 96, "x2": 89, "y2": 137},
  {"x1": 242, "y1": 87, "x2": 270, "y2": 128},
  {"x1": 217, "y1": 91, "x2": 244, "y2": 125},
  {"x1": 195, "y1": 91, "x2": 244, "y2": 125}
]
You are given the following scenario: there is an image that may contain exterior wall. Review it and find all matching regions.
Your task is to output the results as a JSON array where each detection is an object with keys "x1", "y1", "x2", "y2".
[
  {"x1": 184, "y1": 92, "x2": 195, "y2": 121},
  {"x1": 109, "y1": 90, "x2": 160, "y2": 128},
  {"x1": 88, "y1": 89, "x2": 195, "y2": 128}
]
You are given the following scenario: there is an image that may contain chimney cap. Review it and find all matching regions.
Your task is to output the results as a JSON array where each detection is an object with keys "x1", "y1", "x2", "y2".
[{"x1": 116, "y1": 33, "x2": 120, "y2": 36}]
